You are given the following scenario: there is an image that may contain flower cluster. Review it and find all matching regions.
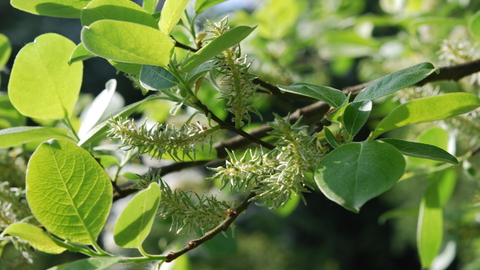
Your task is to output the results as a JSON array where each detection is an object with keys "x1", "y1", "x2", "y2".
[
  {"x1": 107, "y1": 117, "x2": 212, "y2": 161},
  {"x1": 156, "y1": 178, "x2": 231, "y2": 235},
  {"x1": 210, "y1": 115, "x2": 323, "y2": 208},
  {"x1": 206, "y1": 17, "x2": 260, "y2": 128}
]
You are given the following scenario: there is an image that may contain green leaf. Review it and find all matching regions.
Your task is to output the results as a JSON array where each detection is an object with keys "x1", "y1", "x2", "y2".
[
  {"x1": 26, "y1": 140, "x2": 112, "y2": 244},
  {"x1": 2, "y1": 223, "x2": 66, "y2": 254},
  {"x1": 81, "y1": 0, "x2": 157, "y2": 28},
  {"x1": 48, "y1": 257, "x2": 121, "y2": 270},
  {"x1": 0, "y1": 94, "x2": 26, "y2": 128},
  {"x1": 409, "y1": 126, "x2": 450, "y2": 166},
  {"x1": 277, "y1": 83, "x2": 346, "y2": 107},
  {"x1": 371, "y1": 93, "x2": 480, "y2": 139},
  {"x1": 0, "y1": 126, "x2": 74, "y2": 148},
  {"x1": 10, "y1": 0, "x2": 90, "y2": 18},
  {"x1": 186, "y1": 61, "x2": 214, "y2": 85},
  {"x1": 315, "y1": 141, "x2": 405, "y2": 213},
  {"x1": 78, "y1": 95, "x2": 162, "y2": 147},
  {"x1": 354, "y1": 62, "x2": 439, "y2": 102},
  {"x1": 381, "y1": 138, "x2": 458, "y2": 165},
  {"x1": 181, "y1": 25, "x2": 257, "y2": 72},
  {"x1": 114, "y1": 182, "x2": 161, "y2": 248},
  {"x1": 158, "y1": 0, "x2": 190, "y2": 35},
  {"x1": 343, "y1": 100, "x2": 372, "y2": 137},
  {"x1": 107, "y1": 60, "x2": 142, "y2": 75},
  {"x1": 81, "y1": 20, "x2": 174, "y2": 67},
  {"x1": 139, "y1": 65, "x2": 179, "y2": 91},
  {"x1": 8, "y1": 33, "x2": 83, "y2": 119},
  {"x1": 143, "y1": 0, "x2": 160, "y2": 14},
  {"x1": 78, "y1": 79, "x2": 117, "y2": 138},
  {"x1": 0, "y1": 34, "x2": 11, "y2": 68},
  {"x1": 417, "y1": 175, "x2": 444, "y2": 268},
  {"x1": 324, "y1": 127, "x2": 342, "y2": 148},
  {"x1": 469, "y1": 10, "x2": 480, "y2": 39},
  {"x1": 195, "y1": 0, "x2": 228, "y2": 14},
  {"x1": 69, "y1": 43, "x2": 96, "y2": 64},
  {"x1": 272, "y1": 192, "x2": 300, "y2": 217}
]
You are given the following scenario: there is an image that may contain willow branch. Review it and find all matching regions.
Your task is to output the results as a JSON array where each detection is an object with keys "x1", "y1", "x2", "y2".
[{"x1": 165, "y1": 191, "x2": 256, "y2": 262}]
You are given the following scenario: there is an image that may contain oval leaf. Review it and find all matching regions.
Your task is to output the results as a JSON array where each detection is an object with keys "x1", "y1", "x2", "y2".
[
  {"x1": 0, "y1": 126, "x2": 74, "y2": 148},
  {"x1": 343, "y1": 100, "x2": 372, "y2": 137},
  {"x1": 3, "y1": 223, "x2": 66, "y2": 254},
  {"x1": 381, "y1": 138, "x2": 458, "y2": 164},
  {"x1": 81, "y1": 20, "x2": 174, "y2": 67},
  {"x1": 81, "y1": 0, "x2": 157, "y2": 28},
  {"x1": 277, "y1": 83, "x2": 346, "y2": 107},
  {"x1": 181, "y1": 25, "x2": 257, "y2": 72},
  {"x1": 114, "y1": 182, "x2": 161, "y2": 248},
  {"x1": 8, "y1": 33, "x2": 83, "y2": 119},
  {"x1": 69, "y1": 43, "x2": 96, "y2": 64},
  {"x1": 48, "y1": 257, "x2": 121, "y2": 270},
  {"x1": 11, "y1": 0, "x2": 89, "y2": 18},
  {"x1": 139, "y1": 65, "x2": 179, "y2": 90},
  {"x1": 26, "y1": 140, "x2": 112, "y2": 244},
  {"x1": 354, "y1": 62, "x2": 439, "y2": 102},
  {"x1": 371, "y1": 93, "x2": 480, "y2": 139},
  {"x1": 315, "y1": 141, "x2": 405, "y2": 212},
  {"x1": 159, "y1": 0, "x2": 190, "y2": 35}
]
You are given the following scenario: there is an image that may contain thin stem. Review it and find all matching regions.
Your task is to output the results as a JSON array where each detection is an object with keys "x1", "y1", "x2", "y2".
[{"x1": 62, "y1": 117, "x2": 80, "y2": 141}]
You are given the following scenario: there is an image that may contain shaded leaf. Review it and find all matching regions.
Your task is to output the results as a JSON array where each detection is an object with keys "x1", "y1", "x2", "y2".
[
  {"x1": 371, "y1": 93, "x2": 480, "y2": 139},
  {"x1": 8, "y1": 33, "x2": 83, "y2": 119},
  {"x1": 182, "y1": 25, "x2": 256, "y2": 72},
  {"x1": 381, "y1": 138, "x2": 458, "y2": 164},
  {"x1": 11, "y1": 0, "x2": 89, "y2": 18},
  {"x1": 69, "y1": 43, "x2": 96, "y2": 64},
  {"x1": 48, "y1": 257, "x2": 121, "y2": 270},
  {"x1": 114, "y1": 182, "x2": 161, "y2": 248},
  {"x1": 277, "y1": 83, "x2": 346, "y2": 107},
  {"x1": 0, "y1": 34, "x2": 11, "y2": 68},
  {"x1": 26, "y1": 140, "x2": 112, "y2": 244},
  {"x1": 354, "y1": 62, "x2": 438, "y2": 102},
  {"x1": 143, "y1": 0, "x2": 160, "y2": 14},
  {"x1": 315, "y1": 141, "x2": 405, "y2": 212},
  {"x1": 324, "y1": 127, "x2": 342, "y2": 148},
  {"x1": 344, "y1": 100, "x2": 372, "y2": 137},
  {"x1": 140, "y1": 65, "x2": 179, "y2": 91},
  {"x1": 81, "y1": 20, "x2": 174, "y2": 67},
  {"x1": 469, "y1": 10, "x2": 480, "y2": 39}
]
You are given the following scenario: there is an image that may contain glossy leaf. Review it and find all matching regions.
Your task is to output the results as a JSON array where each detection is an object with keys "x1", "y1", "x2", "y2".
[
  {"x1": 26, "y1": 140, "x2": 112, "y2": 244},
  {"x1": 78, "y1": 79, "x2": 117, "y2": 138},
  {"x1": 371, "y1": 93, "x2": 480, "y2": 139},
  {"x1": 181, "y1": 25, "x2": 257, "y2": 72},
  {"x1": 381, "y1": 138, "x2": 458, "y2": 164},
  {"x1": 81, "y1": 0, "x2": 157, "y2": 28},
  {"x1": 8, "y1": 33, "x2": 83, "y2": 119},
  {"x1": 343, "y1": 100, "x2": 372, "y2": 137},
  {"x1": 354, "y1": 62, "x2": 438, "y2": 102},
  {"x1": 195, "y1": 0, "x2": 228, "y2": 14},
  {"x1": 277, "y1": 83, "x2": 346, "y2": 107},
  {"x1": 315, "y1": 141, "x2": 405, "y2": 213},
  {"x1": 139, "y1": 65, "x2": 179, "y2": 90},
  {"x1": 0, "y1": 126, "x2": 74, "y2": 148},
  {"x1": 69, "y1": 43, "x2": 96, "y2": 64},
  {"x1": 2, "y1": 223, "x2": 66, "y2": 254},
  {"x1": 324, "y1": 127, "x2": 342, "y2": 148},
  {"x1": 0, "y1": 34, "x2": 11, "y2": 68},
  {"x1": 48, "y1": 257, "x2": 121, "y2": 270},
  {"x1": 78, "y1": 95, "x2": 161, "y2": 147},
  {"x1": 158, "y1": 0, "x2": 189, "y2": 35},
  {"x1": 469, "y1": 10, "x2": 480, "y2": 39},
  {"x1": 81, "y1": 20, "x2": 174, "y2": 67},
  {"x1": 10, "y1": 0, "x2": 89, "y2": 18},
  {"x1": 114, "y1": 182, "x2": 161, "y2": 248}
]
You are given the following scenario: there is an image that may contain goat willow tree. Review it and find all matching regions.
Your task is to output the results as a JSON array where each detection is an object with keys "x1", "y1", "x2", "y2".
[{"x1": 1, "y1": 0, "x2": 480, "y2": 269}]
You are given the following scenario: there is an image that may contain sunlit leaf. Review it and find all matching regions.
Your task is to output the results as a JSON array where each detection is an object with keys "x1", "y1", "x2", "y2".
[
  {"x1": 354, "y1": 62, "x2": 438, "y2": 102},
  {"x1": 11, "y1": 0, "x2": 90, "y2": 18},
  {"x1": 181, "y1": 25, "x2": 256, "y2": 72},
  {"x1": 81, "y1": 20, "x2": 174, "y2": 67},
  {"x1": 381, "y1": 138, "x2": 458, "y2": 164},
  {"x1": 69, "y1": 43, "x2": 96, "y2": 64},
  {"x1": 0, "y1": 34, "x2": 11, "y2": 68},
  {"x1": 0, "y1": 126, "x2": 74, "y2": 148},
  {"x1": 143, "y1": 0, "x2": 160, "y2": 14},
  {"x1": 2, "y1": 223, "x2": 66, "y2": 254},
  {"x1": 48, "y1": 257, "x2": 121, "y2": 270},
  {"x1": 8, "y1": 33, "x2": 83, "y2": 119},
  {"x1": 26, "y1": 140, "x2": 112, "y2": 244},
  {"x1": 114, "y1": 182, "x2": 161, "y2": 248},
  {"x1": 158, "y1": 0, "x2": 189, "y2": 35},
  {"x1": 469, "y1": 10, "x2": 480, "y2": 39},
  {"x1": 277, "y1": 83, "x2": 346, "y2": 107},
  {"x1": 315, "y1": 141, "x2": 405, "y2": 212},
  {"x1": 195, "y1": 0, "x2": 228, "y2": 14},
  {"x1": 371, "y1": 93, "x2": 480, "y2": 139}
]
